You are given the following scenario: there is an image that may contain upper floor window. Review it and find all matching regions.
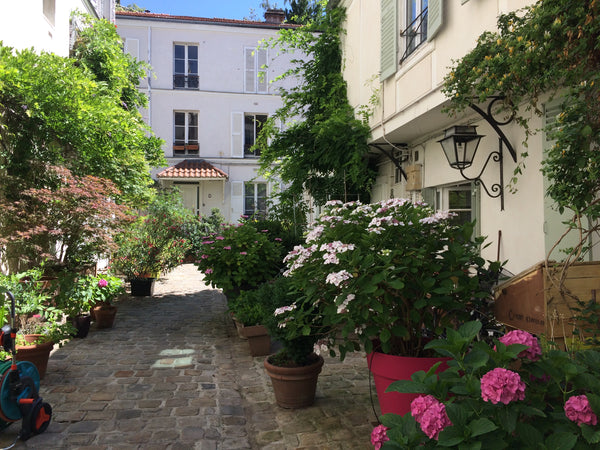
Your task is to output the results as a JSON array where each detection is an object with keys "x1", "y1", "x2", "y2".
[
  {"x1": 244, "y1": 47, "x2": 268, "y2": 93},
  {"x1": 174, "y1": 44, "x2": 199, "y2": 89},
  {"x1": 173, "y1": 111, "x2": 199, "y2": 156},
  {"x1": 401, "y1": 0, "x2": 428, "y2": 62},
  {"x1": 244, "y1": 182, "x2": 267, "y2": 218},
  {"x1": 244, "y1": 113, "x2": 267, "y2": 157}
]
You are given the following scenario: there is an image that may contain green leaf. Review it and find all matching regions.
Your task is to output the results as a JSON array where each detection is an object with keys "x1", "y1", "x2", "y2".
[
  {"x1": 468, "y1": 418, "x2": 498, "y2": 438},
  {"x1": 545, "y1": 432, "x2": 577, "y2": 450},
  {"x1": 581, "y1": 424, "x2": 600, "y2": 444},
  {"x1": 458, "y1": 321, "x2": 482, "y2": 339}
]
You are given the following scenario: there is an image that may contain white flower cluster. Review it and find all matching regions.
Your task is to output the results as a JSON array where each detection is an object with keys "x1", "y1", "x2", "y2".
[
  {"x1": 283, "y1": 244, "x2": 317, "y2": 276},
  {"x1": 336, "y1": 293, "x2": 355, "y2": 314},
  {"x1": 325, "y1": 270, "x2": 352, "y2": 287},
  {"x1": 320, "y1": 241, "x2": 356, "y2": 265}
]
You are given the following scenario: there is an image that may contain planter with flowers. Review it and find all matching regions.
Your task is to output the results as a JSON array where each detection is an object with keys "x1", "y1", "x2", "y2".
[
  {"x1": 275, "y1": 199, "x2": 502, "y2": 415},
  {"x1": 87, "y1": 275, "x2": 125, "y2": 329},
  {"x1": 374, "y1": 321, "x2": 600, "y2": 449},
  {"x1": 195, "y1": 221, "x2": 284, "y2": 301}
]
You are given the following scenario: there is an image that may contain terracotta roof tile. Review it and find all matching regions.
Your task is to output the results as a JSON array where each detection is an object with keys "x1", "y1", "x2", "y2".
[
  {"x1": 116, "y1": 10, "x2": 299, "y2": 28},
  {"x1": 157, "y1": 160, "x2": 228, "y2": 180}
]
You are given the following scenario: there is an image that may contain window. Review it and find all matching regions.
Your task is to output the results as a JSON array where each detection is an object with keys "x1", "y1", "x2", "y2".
[
  {"x1": 173, "y1": 44, "x2": 199, "y2": 89},
  {"x1": 244, "y1": 47, "x2": 268, "y2": 93},
  {"x1": 244, "y1": 114, "x2": 267, "y2": 157},
  {"x1": 173, "y1": 111, "x2": 199, "y2": 156},
  {"x1": 423, "y1": 183, "x2": 478, "y2": 229},
  {"x1": 244, "y1": 183, "x2": 267, "y2": 217},
  {"x1": 402, "y1": 0, "x2": 428, "y2": 61},
  {"x1": 43, "y1": 0, "x2": 55, "y2": 26}
]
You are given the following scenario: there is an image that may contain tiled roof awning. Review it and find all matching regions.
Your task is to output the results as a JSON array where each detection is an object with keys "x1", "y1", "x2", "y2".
[{"x1": 157, "y1": 160, "x2": 228, "y2": 181}]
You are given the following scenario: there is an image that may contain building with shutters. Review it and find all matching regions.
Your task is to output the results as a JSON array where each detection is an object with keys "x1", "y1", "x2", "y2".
[
  {"x1": 115, "y1": 9, "x2": 301, "y2": 223},
  {"x1": 0, "y1": 0, "x2": 115, "y2": 56},
  {"x1": 337, "y1": 0, "x2": 594, "y2": 276}
]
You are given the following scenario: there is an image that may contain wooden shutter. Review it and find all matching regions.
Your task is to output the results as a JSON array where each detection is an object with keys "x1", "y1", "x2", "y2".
[
  {"x1": 231, "y1": 112, "x2": 244, "y2": 158},
  {"x1": 380, "y1": 0, "x2": 397, "y2": 80},
  {"x1": 230, "y1": 181, "x2": 244, "y2": 222},
  {"x1": 244, "y1": 47, "x2": 256, "y2": 92},
  {"x1": 427, "y1": 0, "x2": 443, "y2": 41},
  {"x1": 257, "y1": 48, "x2": 268, "y2": 93}
]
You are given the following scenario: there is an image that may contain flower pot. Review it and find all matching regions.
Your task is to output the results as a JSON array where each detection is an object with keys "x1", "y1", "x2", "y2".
[
  {"x1": 130, "y1": 277, "x2": 155, "y2": 297},
  {"x1": 70, "y1": 314, "x2": 92, "y2": 338},
  {"x1": 264, "y1": 354, "x2": 324, "y2": 409},
  {"x1": 16, "y1": 340, "x2": 53, "y2": 379},
  {"x1": 241, "y1": 325, "x2": 271, "y2": 357},
  {"x1": 93, "y1": 305, "x2": 117, "y2": 329},
  {"x1": 367, "y1": 352, "x2": 450, "y2": 415}
]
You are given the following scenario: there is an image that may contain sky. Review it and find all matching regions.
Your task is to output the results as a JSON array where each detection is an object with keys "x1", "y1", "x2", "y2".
[{"x1": 122, "y1": 1, "x2": 284, "y2": 21}]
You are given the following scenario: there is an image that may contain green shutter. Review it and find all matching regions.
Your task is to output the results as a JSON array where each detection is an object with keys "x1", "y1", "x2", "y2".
[
  {"x1": 380, "y1": 0, "x2": 397, "y2": 80},
  {"x1": 427, "y1": 0, "x2": 443, "y2": 41},
  {"x1": 421, "y1": 187, "x2": 435, "y2": 208}
]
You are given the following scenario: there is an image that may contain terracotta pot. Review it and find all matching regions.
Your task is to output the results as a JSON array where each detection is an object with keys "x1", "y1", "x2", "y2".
[
  {"x1": 264, "y1": 354, "x2": 324, "y2": 409},
  {"x1": 16, "y1": 340, "x2": 53, "y2": 379},
  {"x1": 93, "y1": 305, "x2": 117, "y2": 329},
  {"x1": 367, "y1": 352, "x2": 450, "y2": 415},
  {"x1": 241, "y1": 325, "x2": 271, "y2": 357},
  {"x1": 130, "y1": 277, "x2": 155, "y2": 297}
]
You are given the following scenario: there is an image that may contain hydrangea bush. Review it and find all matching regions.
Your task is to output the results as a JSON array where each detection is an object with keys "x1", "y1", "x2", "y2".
[
  {"x1": 196, "y1": 222, "x2": 284, "y2": 296},
  {"x1": 275, "y1": 199, "x2": 502, "y2": 359},
  {"x1": 376, "y1": 321, "x2": 600, "y2": 448}
]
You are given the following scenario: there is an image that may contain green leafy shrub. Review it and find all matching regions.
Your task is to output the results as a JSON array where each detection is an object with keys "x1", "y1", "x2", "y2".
[{"x1": 196, "y1": 222, "x2": 284, "y2": 296}]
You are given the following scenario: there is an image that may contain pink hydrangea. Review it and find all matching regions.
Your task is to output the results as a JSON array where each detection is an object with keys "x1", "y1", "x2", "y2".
[
  {"x1": 498, "y1": 330, "x2": 542, "y2": 361},
  {"x1": 481, "y1": 368, "x2": 526, "y2": 405},
  {"x1": 97, "y1": 279, "x2": 108, "y2": 288},
  {"x1": 205, "y1": 269, "x2": 213, "y2": 275},
  {"x1": 410, "y1": 395, "x2": 451, "y2": 440},
  {"x1": 370, "y1": 424, "x2": 389, "y2": 449},
  {"x1": 565, "y1": 395, "x2": 598, "y2": 426}
]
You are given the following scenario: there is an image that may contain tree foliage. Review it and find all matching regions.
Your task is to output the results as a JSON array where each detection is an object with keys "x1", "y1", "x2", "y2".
[
  {"x1": 256, "y1": 3, "x2": 375, "y2": 206},
  {"x1": 443, "y1": 0, "x2": 600, "y2": 259}
]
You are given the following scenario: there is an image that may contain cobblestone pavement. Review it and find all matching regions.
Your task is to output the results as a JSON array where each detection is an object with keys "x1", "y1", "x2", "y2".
[{"x1": 0, "y1": 264, "x2": 380, "y2": 449}]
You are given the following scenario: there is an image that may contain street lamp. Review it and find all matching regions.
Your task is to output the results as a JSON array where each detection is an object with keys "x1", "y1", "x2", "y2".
[{"x1": 438, "y1": 125, "x2": 484, "y2": 170}]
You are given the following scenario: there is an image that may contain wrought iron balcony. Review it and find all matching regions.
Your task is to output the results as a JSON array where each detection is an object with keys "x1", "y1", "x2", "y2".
[
  {"x1": 400, "y1": 7, "x2": 428, "y2": 63},
  {"x1": 173, "y1": 74, "x2": 199, "y2": 89}
]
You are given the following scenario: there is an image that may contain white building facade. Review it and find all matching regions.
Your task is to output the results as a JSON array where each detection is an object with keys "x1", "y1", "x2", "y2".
[
  {"x1": 116, "y1": 10, "x2": 300, "y2": 223},
  {"x1": 0, "y1": 0, "x2": 115, "y2": 56},
  {"x1": 338, "y1": 0, "x2": 587, "y2": 276}
]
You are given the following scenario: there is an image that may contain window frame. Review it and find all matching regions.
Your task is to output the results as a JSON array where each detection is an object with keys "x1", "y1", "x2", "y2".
[
  {"x1": 173, "y1": 43, "x2": 199, "y2": 90},
  {"x1": 244, "y1": 182, "x2": 268, "y2": 217},
  {"x1": 244, "y1": 113, "x2": 268, "y2": 157},
  {"x1": 173, "y1": 111, "x2": 199, "y2": 156},
  {"x1": 244, "y1": 47, "x2": 268, "y2": 93},
  {"x1": 401, "y1": 0, "x2": 428, "y2": 62}
]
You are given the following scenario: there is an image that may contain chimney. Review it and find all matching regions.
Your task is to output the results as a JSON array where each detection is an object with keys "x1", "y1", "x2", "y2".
[{"x1": 264, "y1": 8, "x2": 285, "y2": 24}]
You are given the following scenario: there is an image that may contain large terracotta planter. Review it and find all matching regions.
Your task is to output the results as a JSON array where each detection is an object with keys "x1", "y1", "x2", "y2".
[
  {"x1": 70, "y1": 314, "x2": 92, "y2": 338},
  {"x1": 367, "y1": 352, "x2": 449, "y2": 415},
  {"x1": 130, "y1": 277, "x2": 155, "y2": 297},
  {"x1": 241, "y1": 325, "x2": 271, "y2": 357},
  {"x1": 16, "y1": 338, "x2": 54, "y2": 379},
  {"x1": 93, "y1": 305, "x2": 117, "y2": 329},
  {"x1": 264, "y1": 354, "x2": 324, "y2": 409}
]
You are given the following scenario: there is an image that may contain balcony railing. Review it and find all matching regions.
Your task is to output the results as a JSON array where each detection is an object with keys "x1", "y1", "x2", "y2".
[
  {"x1": 173, "y1": 74, "x2": 199, "y2": 89},
  {"x1": 400, "y1": 7, "x2": 428, "y2": 63}
]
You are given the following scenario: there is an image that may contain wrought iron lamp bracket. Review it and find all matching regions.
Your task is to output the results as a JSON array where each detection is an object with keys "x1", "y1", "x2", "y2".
[{"x1": 468, "y1": 96, "x2": 517, "y2": 163}]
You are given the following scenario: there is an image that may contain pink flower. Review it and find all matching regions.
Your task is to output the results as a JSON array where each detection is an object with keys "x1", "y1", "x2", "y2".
[
  {"x1": 411, "y1": 395, "x2": 451, "y2": 440},
  {"x1": 497, "y1": 330, "x2": 542, "y2": 361},
  {"x1": 202, "y1": 240, "x2": 214, "y2": 244},
  {"x1": 370, "y1": 424, "x2": 389, "y2": 449},
  {"x1": 98, "y1": 279, "x2": 108, "y2": 288},
  {"x1": 215, "y1": 236, "x2": 225, "y2": 240},
  {"x1": 240, "y1": 252, "x2": 247, "y2": 255},
  {"x1": 275, "y1": 238, "x2": 282, "y2": 241},
  {"x1": 223, "y1": 246, "x2": 232, "y2": 250},
  {"x1": 481, "y1": 368, "x2": 526, "y2": 405},
  {"x1": 565, "y1": 395, "x2": 598, "y2": 426},
  {"x1": 205, "y1": 269, "x2": 213, "y2": 274},
  {"x1": 201, "y1": 254, "x2": 209, "y2": 259}
]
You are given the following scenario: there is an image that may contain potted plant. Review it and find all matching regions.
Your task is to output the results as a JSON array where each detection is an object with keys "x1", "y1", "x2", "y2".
[
  {"x1": 195, "y1": 221, "x2": 284, "y2": 300},
  {"x1": 275, "y1": 199, "x2": 502, "y2": 414},
  {"x1": 110, "y1": 189, "x2": 192, "y2": 296},
  {"x1": 374, "y1": 321, "x2": 600, "y2": 448},
  {"x1": 84, "y1": 275, "x2": 125, "y2": 329}
]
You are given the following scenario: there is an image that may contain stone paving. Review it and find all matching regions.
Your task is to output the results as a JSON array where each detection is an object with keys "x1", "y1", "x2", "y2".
[{"x1": 0, "y1": 264, "x2": 380, "y2": 449}]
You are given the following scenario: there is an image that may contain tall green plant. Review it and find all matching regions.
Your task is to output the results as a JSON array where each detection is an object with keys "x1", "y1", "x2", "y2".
[
  {"x1": 443, "y1": 0, "x2": 600, "y2": 262},
  {"x1": 256, "y1": 3, "x2": 375, "y2": 206}
]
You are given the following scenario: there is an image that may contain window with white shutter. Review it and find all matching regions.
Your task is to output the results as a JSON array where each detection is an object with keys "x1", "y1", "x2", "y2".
[
  {"x1": 244, "y1": 47, "x2": 268, "y2": 93},
  {"x1": 231, "y1": 112, "x2": 244, "y2": 158}
]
